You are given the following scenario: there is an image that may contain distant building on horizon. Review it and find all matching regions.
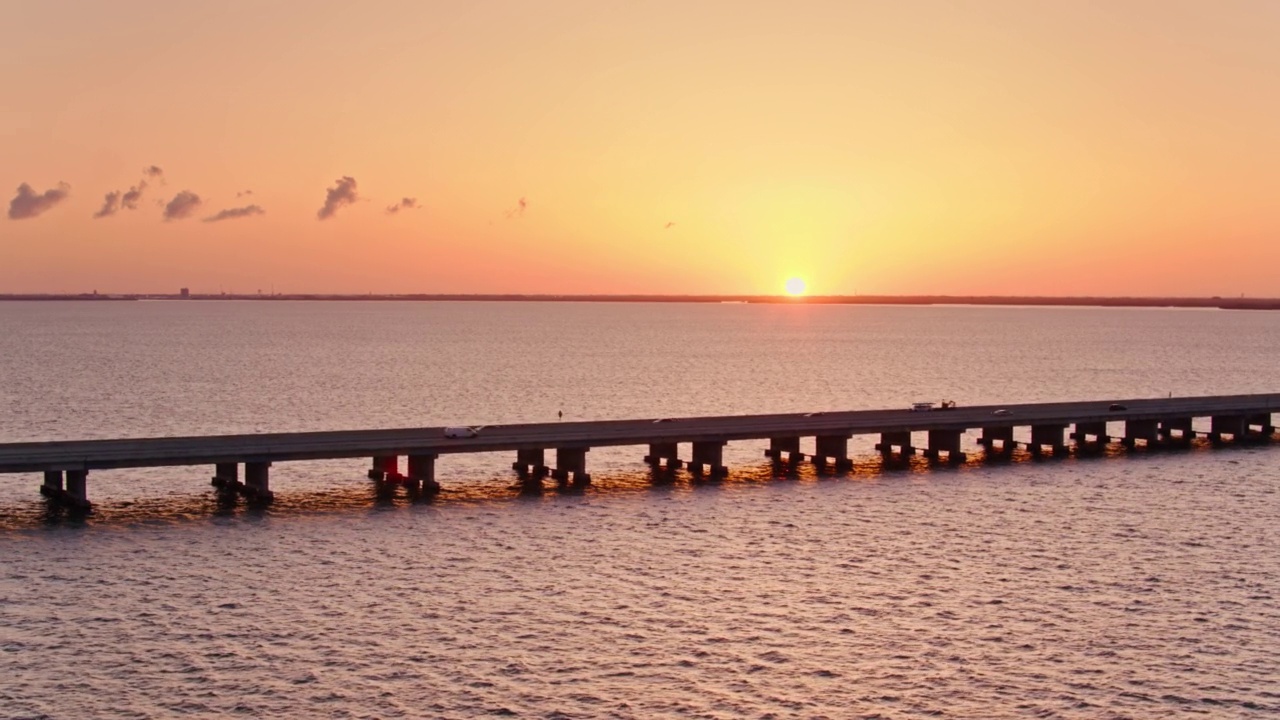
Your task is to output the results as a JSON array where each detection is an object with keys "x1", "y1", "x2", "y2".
[{"x1": 180, "y1": 288, "x2": 190, "y2": 299}]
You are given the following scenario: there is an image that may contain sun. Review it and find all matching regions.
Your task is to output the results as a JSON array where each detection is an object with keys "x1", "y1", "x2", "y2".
[{"x1": 784, "y1": 277, "x2": 807, "y2": 296}]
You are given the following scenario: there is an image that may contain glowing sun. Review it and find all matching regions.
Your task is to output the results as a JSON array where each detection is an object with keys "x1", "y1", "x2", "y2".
[{"x1": 784, "y1": 277, "x2": 808, "y2": 296}]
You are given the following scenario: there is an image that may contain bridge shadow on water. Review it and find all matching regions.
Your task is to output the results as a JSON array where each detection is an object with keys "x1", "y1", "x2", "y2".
[{"x1": 2, "y1": 435, "x2": 1273, "y2": 531}]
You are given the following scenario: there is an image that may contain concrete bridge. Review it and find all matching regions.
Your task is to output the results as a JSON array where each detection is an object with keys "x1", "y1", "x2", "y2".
[{"x1": 2, "y1": 393, "x2": 1276, "y2": 511}]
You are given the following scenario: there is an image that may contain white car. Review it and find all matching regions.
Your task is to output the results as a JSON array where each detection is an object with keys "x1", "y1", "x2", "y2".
[
  {"x1": 443, "y1": 426, "x2": 479, "y2": 438},
  {"x1": 991, "y1": 409, "x2": 1012, "y2": 417}
]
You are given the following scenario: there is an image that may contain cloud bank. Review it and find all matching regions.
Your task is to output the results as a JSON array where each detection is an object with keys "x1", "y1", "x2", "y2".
[
  {"x1": 317, "y1": 176, "x2": 358, "y2": 220},
  {"x1": 143, "y1": 165, "x2": 165, "y2": 181},
  {"x1": 163, "y1": 191, "x2": 203, "y2": 221},
  {"x1": 8, "y1": 182, "x2": 71, "y2": 220},
  {"x1": 203, "y1": 205, "x2": 265, "y2": 223},
  {"x1": 385, "y1": 197, "x2": 420, "y2": 215}
]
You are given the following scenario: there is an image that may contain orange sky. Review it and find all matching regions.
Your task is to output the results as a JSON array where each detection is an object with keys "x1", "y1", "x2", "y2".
[{"x1": 2, "y1": 0, "x2": 1278, "y2": 296}]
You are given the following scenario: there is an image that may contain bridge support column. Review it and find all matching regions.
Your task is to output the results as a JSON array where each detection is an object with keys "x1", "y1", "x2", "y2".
[
  {"x1": 1030, "y1": 424, "x2": 1067, "y2": 456},
  {"x1": 64, "y1": 470, "x2": 90, "y2": 509},
  {"x1": 978, "y1": 426, "x2": 1015, "y2": 455},
  {"x1": 764, "y1": 437, "x2": 802, "y2": 464},
  {"x1": 811, "y1": 435, "x2": 853, "y2": 469},
  {"x1": 1210, "y1": 415, "x2": 1246, "y2": 443},
  {"x1": 407, "y1": 454, "x2": 440, "y2": 493},
  {"x1": 40, "y1": 470, "x2": 64, "y2": 497},
  {"x1": 368, "y1": 455, "x2": 399, "y2": 481},
  {"x1": 1159, "y1": 417, "x2": 1194, "y2": 445},
  {"x1": 213, "y1": 462, "x2": 239, "y2": 484},
  {"x1": 925, "y1": 429, "x2": 964, "y2": 462},
  {"x1": 875, "y1": 431, "x2": 912, "y2": 459},
  {"x1": 552, "y1": 447, "x2": 590, "y2": 486},
  {"x1": 1122, "y1": 419, "x2": 1160, "y2": 448},
  {"x1": 512, "y1": 448, "x2": 549, "y2": 476},
  {"x1": 39, "y1": 469, "x2": 90, "y2": 511},
  {"x1": 1071, "y1": 421, "x2": 1109, "y2": 451},
  {"x1": 643, "y1": 442, "x2": 683, "y2": 470},
  {"x1": 244, "y1": 462, "x2": 273, "y2": 502},
  {"x1": 689, "y1": 441, "x2": 728, "y2": 476},
  {"x1": 211, "y1": 462, "x2": 243, "y2": 496},
  {"x1": 1245, "y1": 413, "x2": 1275, "y2": 441}
]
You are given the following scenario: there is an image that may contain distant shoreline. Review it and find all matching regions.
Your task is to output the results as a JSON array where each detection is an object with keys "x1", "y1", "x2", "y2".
[{"x1": 1, "y1": 293, "x2": 1277, "y2": 310}]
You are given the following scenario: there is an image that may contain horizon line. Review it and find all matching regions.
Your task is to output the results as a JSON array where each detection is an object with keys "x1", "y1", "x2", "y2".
[{"x1": 1, "y1": 292, "x2": 1277, "y2": 310}]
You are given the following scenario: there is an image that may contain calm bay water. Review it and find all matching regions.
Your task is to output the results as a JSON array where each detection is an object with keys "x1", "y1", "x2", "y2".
[{"x1": 2, "y1": 301, "x2": 1279, "y2": 718}]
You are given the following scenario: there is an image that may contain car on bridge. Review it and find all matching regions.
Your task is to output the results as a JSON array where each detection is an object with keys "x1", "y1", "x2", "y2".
[{"x1": 444, "y1": 426, "x2": 480, "y2": 438}]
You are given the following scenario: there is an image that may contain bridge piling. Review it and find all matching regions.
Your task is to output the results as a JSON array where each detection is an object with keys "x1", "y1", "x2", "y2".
[
  {"x1": 213, "y1": 462, "x2": 239, "y2": 485},
  {"x1": 1210, "y1": 415, "x2": 1246, "y2": 443},
  {"x1": 925, "y1": 429, "x2": 964, "y2": 462},
  {"x1": 1246, "y1": 414, "x2": 1275, "y2": 441},
  {"x1": 811, "y1": 434, "x2": 853, "y2": 470},
  {"x1": 211, "y1": 462, "x2": 245, "y2": 498},
  {"x1": 643, "y1": 442, "x2": 683, "y2": 470},
  {"x1": 1072, "y1": 421, "x2": 1109, "y2": 451},
  {"x1": 978, "y1": 426, "x2": 1015, "y2": 455},
  {"x1": 38, "y1": 469, "x2": 90, "y2": 510},
  {"x1": 407, "y1": 454, "x2": 440, "y2": 492},
  {"x1": 64, "y1": 470, "x2": 90, "y2": 509},
  {"x1": 689, "y1": 441, "x2": 728, "y2": 476},
  {"x1": 1159, "y1": 417, "x2": 1195, "y2": 445},
  {"x1": 244, "y1": 462, "x2": 273, "y2": 502},
  {"x1": 764, "y1": 437, "x2": 802, "y2": 464},
  {"x1": 875, "y1": 431, "x2": 912, "y2": 459},
  {"x1": 40, "y1": 470, "x2": 63, "y2": 497},
  {"x1": 1122, "y1": 419, "x2": 1160, "y2": 448},
  {"x1": 552, "y1": 447, "x2": 590, "y2": 486},
  {"x1": 512, "y1": 448, "x2": 549, "y2": 476},
  {"x1": 1030, "y1": 424, "x2": 1067, "y2": 456},
  {"x1": 368, "y1": 455, "x2": 398, "y2": 481}
]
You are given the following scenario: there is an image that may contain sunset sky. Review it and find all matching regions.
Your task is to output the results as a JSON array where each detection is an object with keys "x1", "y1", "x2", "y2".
[{"x1": 2, "y1": 0, "x2": 1278, "y2": 296}]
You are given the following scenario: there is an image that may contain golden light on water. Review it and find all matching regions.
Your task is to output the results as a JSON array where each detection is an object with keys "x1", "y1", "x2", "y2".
[{"x1": 785, "y1": 277, "x2": 807, "y2": 296}]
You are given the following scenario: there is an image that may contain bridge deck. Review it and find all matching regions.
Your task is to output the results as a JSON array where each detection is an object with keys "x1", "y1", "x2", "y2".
[{"x1": 2, "y1": 394, "x2": 1277, "y2": 473}]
